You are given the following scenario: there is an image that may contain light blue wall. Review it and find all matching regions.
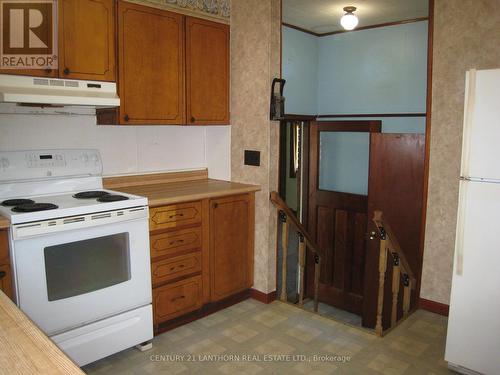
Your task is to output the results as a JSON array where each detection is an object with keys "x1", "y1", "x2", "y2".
[
  {"x1": 282, "y1": 26, "x2": 318, "y2": 115},
  {"x1": 281, "y1": 21, "x2": 428, "y2": 196},
  {"x1": 317, "y1": 21, "x2": 428, "y2": 115}
]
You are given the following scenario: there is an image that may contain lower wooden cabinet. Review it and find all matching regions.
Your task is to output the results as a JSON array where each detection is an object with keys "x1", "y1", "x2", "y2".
[
  {"x1": 0, "y1": 230, "x2": 13, "y2": 300},
  {"x1": 153, "y1": 275, "x2": 202, "y2": 323},
  {"x1": 150, "y1": 193, "x2": 255, "y2": 329},
  {"x1": 210, "y1": 194, "x2": 254, "y2": 301}
]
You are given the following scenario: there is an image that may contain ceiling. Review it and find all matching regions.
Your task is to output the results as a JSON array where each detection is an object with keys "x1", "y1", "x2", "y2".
[{"x1": 283, "y1": 0, "x2": 429, "y2": 35}]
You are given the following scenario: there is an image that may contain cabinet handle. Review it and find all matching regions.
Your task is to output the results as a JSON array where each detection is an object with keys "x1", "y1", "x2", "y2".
[
  {"x1": 190, "y1": 117, "x2": 196, "y2": 123},
  {"x1": 168, "y1": 213, "x2": 184, "y2": 219},
  {"x1": 169, "y1": 239, "x2": 185, "y2": 246},
  {"x1": 124, "y1": 114, "x2": 130, "y2": 122},
  {"x1": 63, "y1": 67, "x2": 70, "y2": 75},
  {"x1": 213, "y1": 203, "x2": 218, "y2": 209},
  {"x1": 171, "y1": 295, "x2": 185, "y2": 302},
  {"x1": 0, "y1": 271, "x2": 6, "y2": 279},
  {"x1": 45, "y1": 68, "x2": 52, "y2": 74}
]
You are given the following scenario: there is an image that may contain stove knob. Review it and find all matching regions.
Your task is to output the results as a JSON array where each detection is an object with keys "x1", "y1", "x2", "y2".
[{"x1": 80, "y1": 154, "x2": 89, "y2": 163}]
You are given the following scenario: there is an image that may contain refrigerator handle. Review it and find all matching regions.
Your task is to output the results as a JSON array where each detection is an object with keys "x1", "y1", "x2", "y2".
[
  {"x1": 454, "y1": 181, "x2": 468, "y2": 276},
  {"x1": 460, "y1": 69, "x2": 477, "y2": 178}
]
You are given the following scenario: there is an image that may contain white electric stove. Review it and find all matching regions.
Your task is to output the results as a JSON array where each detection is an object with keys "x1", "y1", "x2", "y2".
[{"x1": 0, "y1": 149, "x2": 153, "y2": 367}]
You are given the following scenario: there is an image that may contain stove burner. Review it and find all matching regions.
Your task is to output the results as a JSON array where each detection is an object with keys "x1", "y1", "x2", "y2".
[
  {"x1": 11, "y1": 203, "x2": 59, "y2": 213},
  {"x1": 73, "y1": 191, "x2": 110, "y2": 199},
  {"x1": 97, "y1": 194, "x2": 130, "y2": 203},
  {"x1": 1, "y1": 199, "x2": 35, "y2": 207}
]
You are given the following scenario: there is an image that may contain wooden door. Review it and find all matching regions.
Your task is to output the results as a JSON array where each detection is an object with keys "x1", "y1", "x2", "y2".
[
  {"x1": 58, "y1": 0, "x2": 115, "y2": 81},
  {"x1": 362, "y1": 133, "x2": 425, "y2": 328},
  {"x1": 307, "y1": 121, "x2": 381, "y2": 315},
  {"x1": 118, "y1": 1, "x2": 185, "y2": 125},
  {"x1": 210, "y1": 194, "x2": 254, "y2": 301},
  {"x1": 186, "y1": 17, "x2": 229, "y2": 125}
]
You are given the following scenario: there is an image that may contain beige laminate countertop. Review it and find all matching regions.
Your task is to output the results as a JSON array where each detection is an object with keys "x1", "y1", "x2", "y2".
[
  {"x1": 0, "y1": 291, "x2": 84, "y2": 375},
  {"x1": 111, "y1": 178, "x2": 261, "y2": 207},
  {"x1": 0, "y1": 215, "x2": 9, "y2": 229}
]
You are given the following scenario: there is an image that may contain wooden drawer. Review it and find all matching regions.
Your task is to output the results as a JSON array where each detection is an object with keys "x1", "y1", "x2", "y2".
[
  {"x1": 153, "y1": 275, "x2": 202, "y2": 323},
  {"x1": 150, "y1": 226, "x2": 202, "y2": 259},
  {"x1": 150, "y1": 201, "x2": 202, "y2": 231},
  {"x1": 152, "y1": 252, "x2": 202, "y2": 286},
  {"x1": 0, "y1": 264, "x2": 13, "y2": 300}
]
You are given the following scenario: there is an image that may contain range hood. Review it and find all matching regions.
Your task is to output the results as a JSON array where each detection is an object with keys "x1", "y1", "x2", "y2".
[{"x1": 0, "y1": 74, "x2": 120, "y2": 107}]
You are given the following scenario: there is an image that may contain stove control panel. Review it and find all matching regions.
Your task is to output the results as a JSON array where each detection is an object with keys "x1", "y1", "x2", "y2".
[{"x1": 0, "y1": 150, "x2": 102, "y2": 181}]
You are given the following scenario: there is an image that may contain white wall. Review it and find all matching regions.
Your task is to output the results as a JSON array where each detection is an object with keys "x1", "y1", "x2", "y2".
[{"x1": 0, "y1": 104, "x2": 231, "y2": 180}]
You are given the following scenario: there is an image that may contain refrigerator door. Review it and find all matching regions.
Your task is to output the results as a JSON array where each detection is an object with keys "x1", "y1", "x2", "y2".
[
  {"x1": 445, "y1": 179, "x2": 500, "y2": 375},
  {"x1": 461, "y1": 69, "x2": 500, "y2": 181}
]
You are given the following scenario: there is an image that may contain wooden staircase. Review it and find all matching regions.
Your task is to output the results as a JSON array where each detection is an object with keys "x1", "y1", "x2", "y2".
[
  {"x1": 270, "y1": 192, "x2": 324, "y2": 312},
  {"x1": 370, "y1": 210, "x2": 416, "y2": 336},
  {"x1": 270, "y1": 191, "x2": 417, "y2": 336}
]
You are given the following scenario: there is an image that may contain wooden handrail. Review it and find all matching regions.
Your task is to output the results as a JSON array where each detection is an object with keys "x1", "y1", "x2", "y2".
[
  {"x1": 270, "y1": 191, "x2": 324, "y2": 259},
  {"x1": 270, "y1": 191, "x2": 323, "y2": 313},
  {"x1": 372, "y1": 210, "x2": 416, "y2": 336},
  {"x1": 372, "y1": 211, "x2": 416, "y2": 287}
]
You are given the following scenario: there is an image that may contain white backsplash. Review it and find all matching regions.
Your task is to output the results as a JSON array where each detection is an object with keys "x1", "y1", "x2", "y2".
[{"x1": 0, "y1": 104, "x2": 231, "y2": 180}]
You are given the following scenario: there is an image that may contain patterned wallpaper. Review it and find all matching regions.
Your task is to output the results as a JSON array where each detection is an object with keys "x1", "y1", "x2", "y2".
[
  {"x1": 230, "y1": 0, "x2": 281, "y2": 293},
  {"x1": 131, "y1": 0, "x2": 230, "y2": 21},
  {"x1": 421, "y1": 0, "x2": 500, "y2": 304}
]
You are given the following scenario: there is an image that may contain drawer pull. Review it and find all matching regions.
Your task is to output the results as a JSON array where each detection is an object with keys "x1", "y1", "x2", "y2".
[
  {"x1": 170, "y1": 264, "x2": 185, "y2": 271},
  {"x1": 171, "y1": 295, "x2": 186, "y2": 302},
  {"x1": 169, "y1": 239, "x2": 185, "y2": 246},
  {"x1": 0, "y1": 271, "x2": 5, "y2": 279},
  {"x1": 169, "y1": 213, "x2": 185, "y2": 219}
]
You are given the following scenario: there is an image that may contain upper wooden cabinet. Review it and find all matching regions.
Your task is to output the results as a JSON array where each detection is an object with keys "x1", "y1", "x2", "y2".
[
  {"x1": 59, "y1": 0, "x2": 116, "y2": 81},
  {"x1": 117, "y1": 1, "x2": 185, "y2": 125},
  {"x1": 0, "y1": 0, "x2": 115, "y2": 81},
  {"x1": 210, "y1": 194, "x2": 254, "y2": 301},
  {"x1": 186, "y1": 17, "x2": 229, "y2": 125}
]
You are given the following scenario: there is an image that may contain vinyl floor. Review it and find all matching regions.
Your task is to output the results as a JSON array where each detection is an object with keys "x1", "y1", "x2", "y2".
[{"x1": 83, "y1": 299, "x2": 452, "y2": 375}]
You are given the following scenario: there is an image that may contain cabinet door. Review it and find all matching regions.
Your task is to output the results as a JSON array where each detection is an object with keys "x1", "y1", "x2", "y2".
[
  {"x1": 210, "y1": 194, "x2": 254, "y2": 301},
  {"x1": 58, "y1": 0, "x2": 116, "y2": 81},
  {"x1": 186, "y1": 17, "x2": 229, "y2": 125},
  {"x1": 0, "y1": 230, "x2": 13, "y2": 300},
  {"x1": 118, "y1": 1, "x2": 185, "y2": 125}
]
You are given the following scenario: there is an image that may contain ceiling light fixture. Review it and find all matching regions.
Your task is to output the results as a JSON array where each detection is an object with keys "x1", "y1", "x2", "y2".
[{"x1": 340, "y1": 6, "x2": 359, "y2": 31}]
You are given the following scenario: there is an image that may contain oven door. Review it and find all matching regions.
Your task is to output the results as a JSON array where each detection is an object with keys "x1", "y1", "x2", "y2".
[{"x1": 10, "y1": 207, "x2": 151, "y2": 336}]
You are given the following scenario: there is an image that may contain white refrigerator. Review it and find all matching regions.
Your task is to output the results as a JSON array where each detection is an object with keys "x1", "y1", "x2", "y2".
[{"x1": 445, "y1": 68, "x2": 500, "y2": 375}]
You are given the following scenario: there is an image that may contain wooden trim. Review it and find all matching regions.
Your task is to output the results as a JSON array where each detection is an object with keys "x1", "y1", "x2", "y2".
[
  {"x1": 316, "y1": 120, "x2": 382, "y2": 133},
  {"x1": 282, "y1": 22, "x2": 321, "y2": 37},
  {"x1": 418, "y1": 298, "x2": 449, "y2": 316},
  {"x1": 317, "y1": 113, "x2": 426, "y2": 118},
  {"x1": 319, "y1": 17, "x2": 429, "y2": 37},
  {"x1": 418, "y1": 0, "x2": 434, "y2": 303},
  {"x1": 250, "y1": 289, "x2": 277, "y2": 304},
  {"x1": 283, "y1": 114, "x2": 317, "y2": 121},
  {"x1": 282, "y1": 17, "x2": 429, "y2": 38},
  {"x1": 103, "y1": 169, "x2": 208, "y2": 189}
]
